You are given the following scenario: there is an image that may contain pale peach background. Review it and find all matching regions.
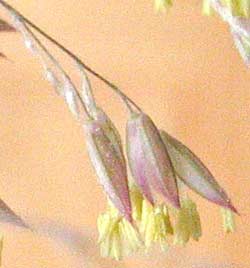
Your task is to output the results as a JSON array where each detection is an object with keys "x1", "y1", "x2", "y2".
[{"x1": 0, "y1": 0, "x2": 249, "y2": 267}]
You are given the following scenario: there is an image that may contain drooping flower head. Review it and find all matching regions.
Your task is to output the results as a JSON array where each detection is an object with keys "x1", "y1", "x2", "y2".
[
  {"x1": 97, "y1": 122, "x2": 237, "y2": 260},
  {"x1": 0, "y1": 1, "x2": 239, "y2": 263}
]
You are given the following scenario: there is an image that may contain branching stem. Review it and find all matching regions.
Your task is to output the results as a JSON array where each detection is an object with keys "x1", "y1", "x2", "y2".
[{"x1": 0, "y1": 0, "x2": 142, "y2": 114}]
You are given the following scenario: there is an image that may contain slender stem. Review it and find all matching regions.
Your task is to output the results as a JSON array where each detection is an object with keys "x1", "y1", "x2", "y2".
[
  {"x1": 0, "y1": 0, "x2": 142, "y2": 113},
  {"x1": 15, "y1": 16, "x2": 92, "y2": 119}
]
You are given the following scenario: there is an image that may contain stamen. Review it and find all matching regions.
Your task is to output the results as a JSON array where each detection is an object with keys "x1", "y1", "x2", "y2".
[
  {"x1": 173, "y1": 206, "x2": 190, "y2": 246},
  {"x1": 154, "y1": 0, "x2": 173, "y2": 12},
  {"x1": 119, "y1": 218, "x2": 143, "y2": 256},
  {"x1": 221, "y1": 208, "x2": 236, "y2": 233},
  {"x1": 173, "y1": 197, "x2": 202, "y2": 245},
  {"x1": 109, "y1": 223, "x2": 122, "y2": 261},
  {"x1": 182, "y1": 198, "x2": 202, "y2": 241},
  {"x1": 97, "y1": 202, "x2": 142, "y2": 260},
  {"x1": 130, "y1": 185, "x2": 143, "y2": 221},
  {"x1": 140, "y1": 200, "x2": 173, "y2": 250},
  {"x1": 202, "y1": 0, "x2": 215, "y2": 15},
  {"x1": 203, "y1": 0, "x2": 250, "y2": 17}
]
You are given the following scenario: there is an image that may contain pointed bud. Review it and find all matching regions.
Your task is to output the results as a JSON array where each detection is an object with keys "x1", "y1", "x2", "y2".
[
  {"x1": 160, "y1": 130, "x2": 237, "y2": 213},
  {"x1": 126, "y1": 113, "x2": 180, "y2": 208},
  {"x1": 84, "y1": 110, "x2": 132, "y2": 223}
]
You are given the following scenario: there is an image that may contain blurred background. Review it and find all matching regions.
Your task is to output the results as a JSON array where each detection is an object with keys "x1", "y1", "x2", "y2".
[{"x1": 0, "y1": 0, "x2": 249, "y2": 267}]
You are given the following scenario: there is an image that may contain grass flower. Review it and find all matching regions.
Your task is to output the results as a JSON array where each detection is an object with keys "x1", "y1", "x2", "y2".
[
  {"x1": 160, "y1": 130, "x2": 238, "y2": 232},
  {"x1": 84, "y1": 109, "x2": 132, "y2": 223},
  {"x1": 126, "y1": 113, "x2": 180, "y2": 208}
]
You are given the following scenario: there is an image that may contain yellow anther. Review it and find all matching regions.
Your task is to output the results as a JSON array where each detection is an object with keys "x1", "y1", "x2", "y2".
[
  {"x1": 154, "y1": 0, "x2": 173, "y2": 13},
  {"x1": 144, "y1": 212, "x2": 155, "y2": 248},
  {"x1": 97, "y1": 213, "x2": 112, "y2": 243},
  {"x1": 140, "y1": 199, "x2": 154, "y2": 234},
  {"x1": 97, "y1": 201, "x2": 142, "y2": 260},
  {"x1": 98, "y1": 202, "x2": 123, "y2": 260},
  {"x1": 240, "y1": 0, "x2": 250, "y2": 18},
  {"x1": 153, "y1": 205, "x2": 172, "y2": 251},
  {"x1": 140, "y1": 201, "x2": 173, "y2": 250},
  {"x1": 173, "y1": 205, "x2": 191, "y2": 246},
  {"x1": 130, "y1": 185, "x2": 143, "y2": 221},
  {"x1": 222, "y1": 0, "x2": 250, "y2": 17},
  {"x1": 109, "y1": 223, "x2": 122, "y2": 261},
  {"x1": 221, "y1": 208, "x2": 236, "y2": 233},
  {"x1": 203, "y1": 0, "x2": 250, "y2": 17},
  {"x1": 162, "y1": 205, "x2": 174, "y2": 235},
  {"x1": 173, "y1": 198, "x2": 202, "y2": 245},
  {"x1": 98, "y1": 212, "x2": 120, "y2": 259},
  {"x1": 182, "y1": 198, "x2": 202, "y2": 241},
  {"x1": 202, "y1": 0, "x2": 215, "y2": 16}
]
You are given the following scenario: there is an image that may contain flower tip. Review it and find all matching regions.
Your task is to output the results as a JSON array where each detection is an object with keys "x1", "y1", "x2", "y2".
[{"x1": 227, "y1": 202, "x2": 239, "y2": 216}]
